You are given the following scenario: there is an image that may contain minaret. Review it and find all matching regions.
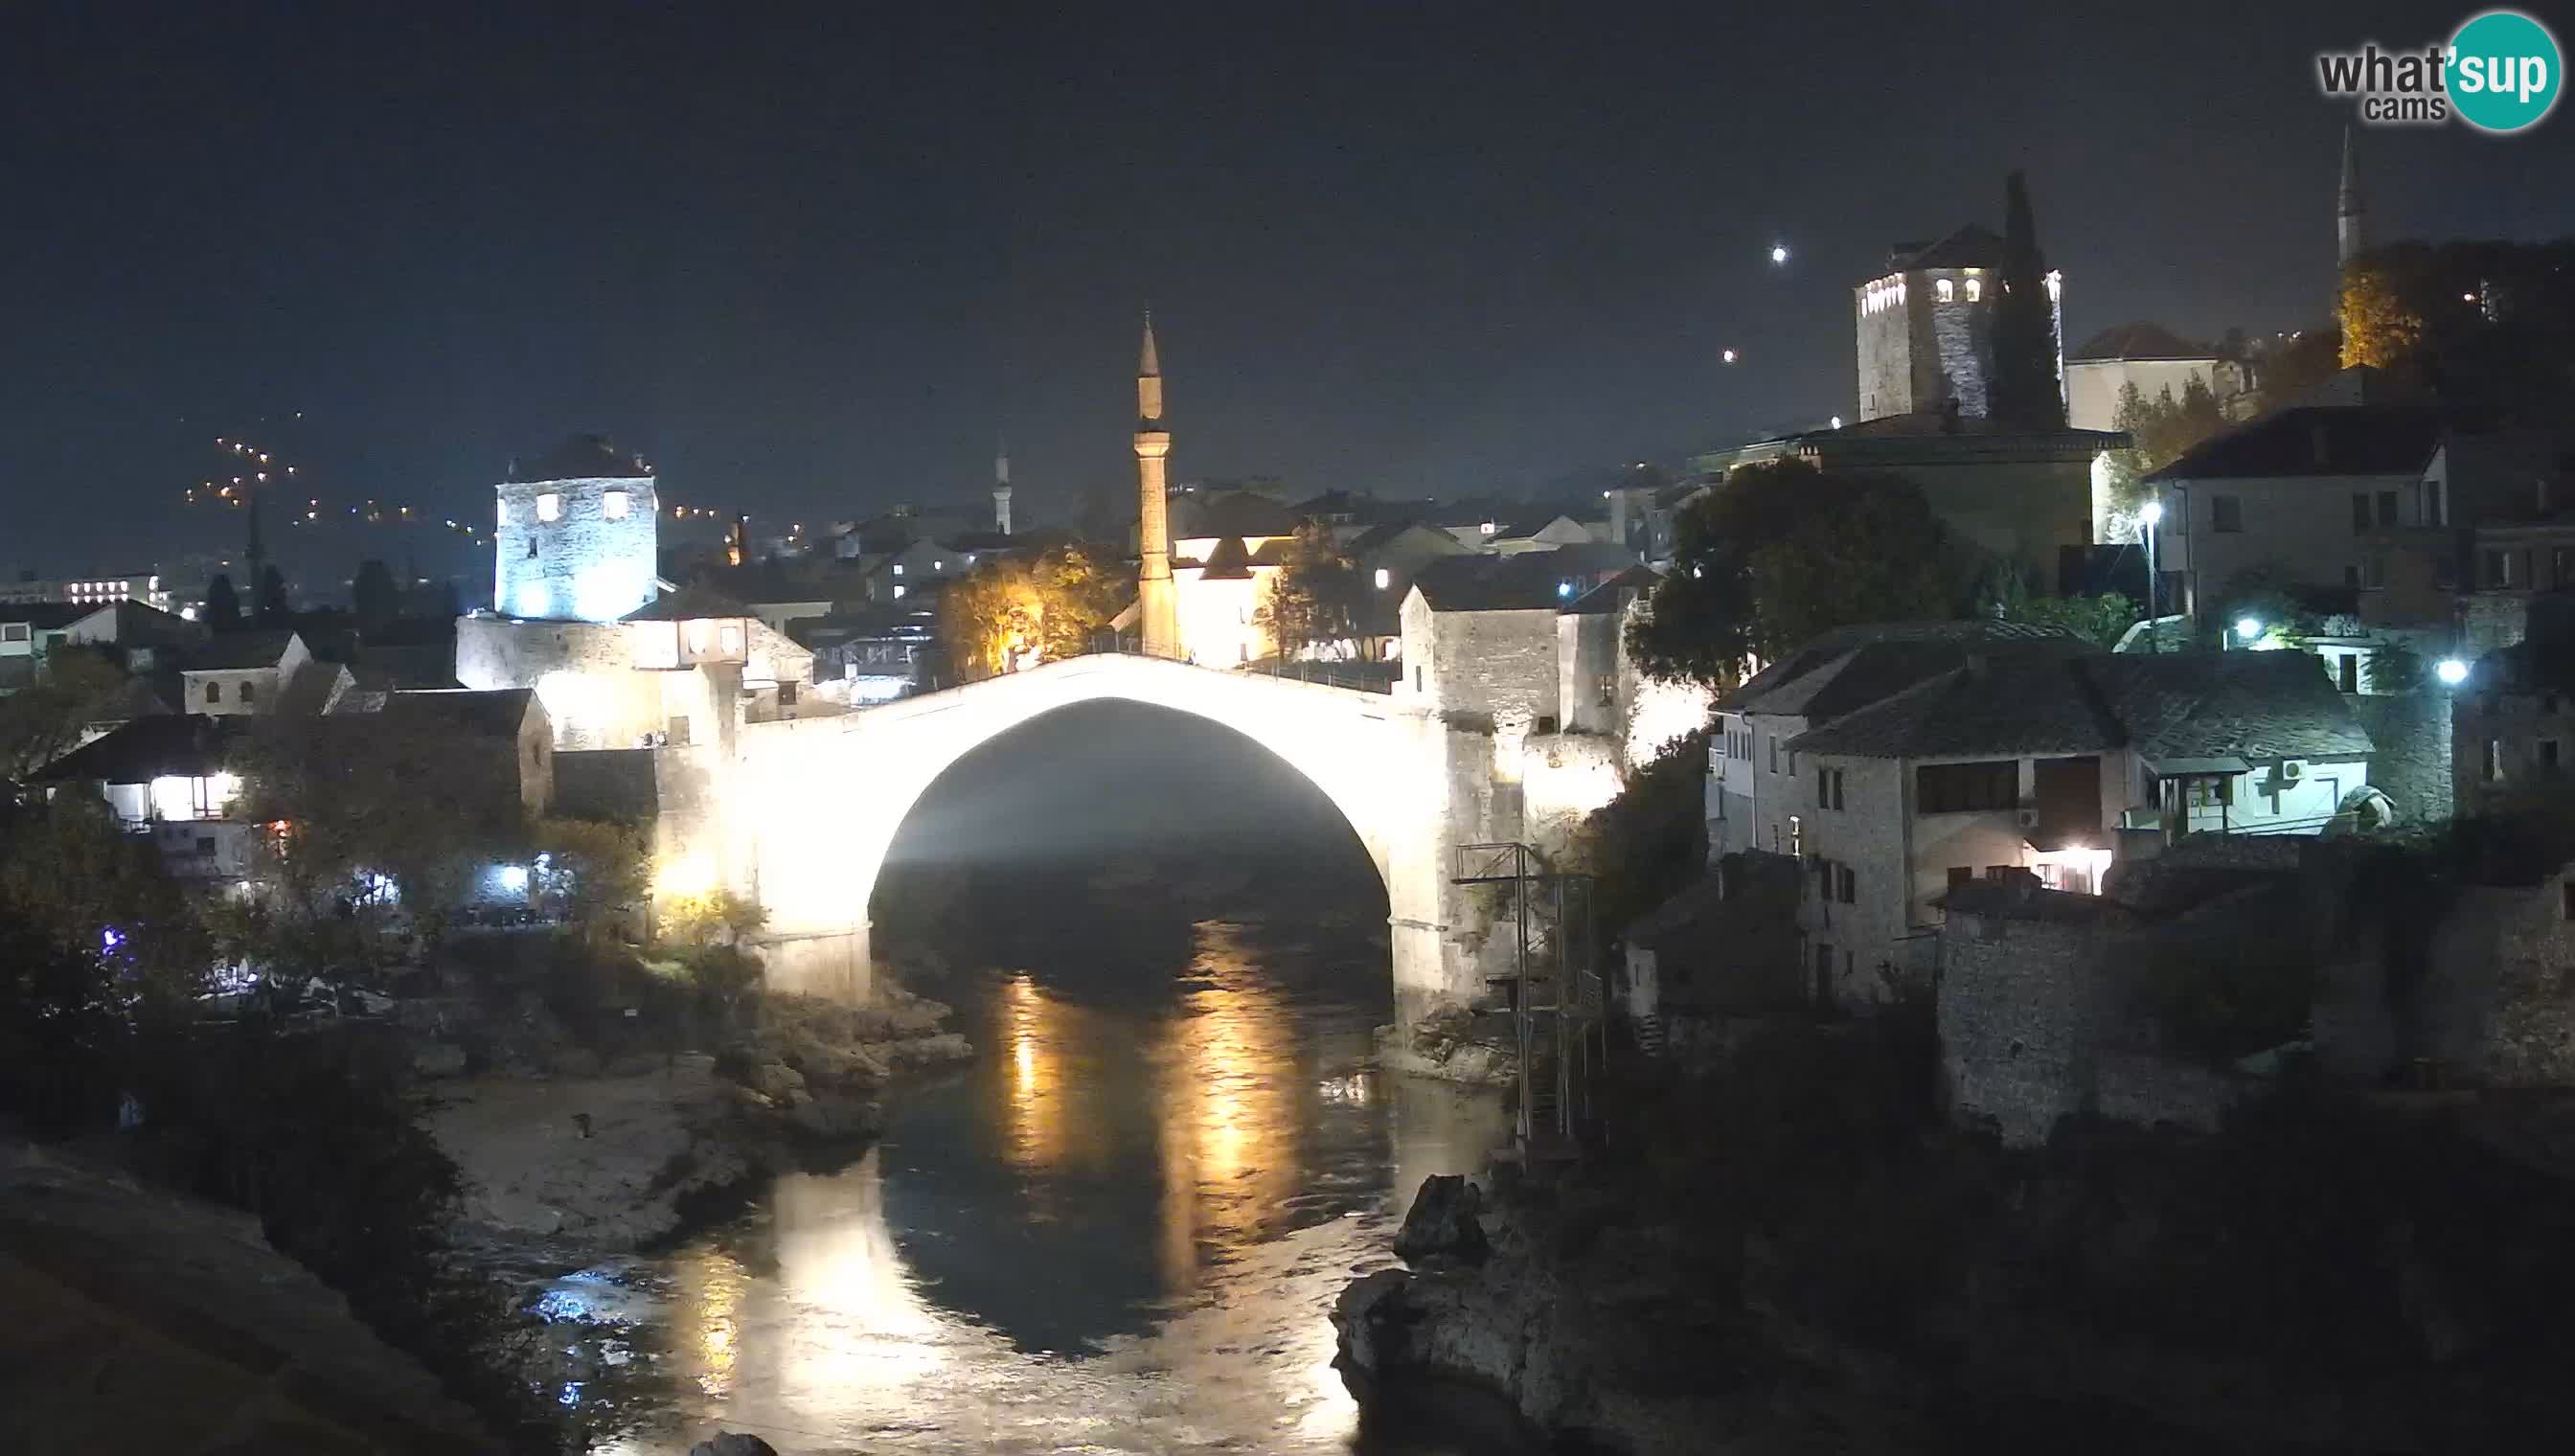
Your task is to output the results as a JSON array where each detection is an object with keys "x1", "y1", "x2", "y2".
[
  {"x1": 992, "y1": 441, "x2": 1014, "y2": 536},
  {"x1": 1132, "y1": 313, "x2": 1181, "y2": 658},
  {"x1": 2336, "y1": 125, "x2": 2365, "y2": 268}
]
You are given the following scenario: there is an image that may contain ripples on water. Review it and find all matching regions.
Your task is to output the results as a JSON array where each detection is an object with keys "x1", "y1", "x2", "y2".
[{"x1": 533, "y1": 917, "x2": 1516, "y2": 1454}]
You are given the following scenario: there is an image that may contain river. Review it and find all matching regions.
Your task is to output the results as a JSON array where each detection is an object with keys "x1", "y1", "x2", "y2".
[{"x1": 524, "y1": 907, "x2": 1517, "y2": 1455}]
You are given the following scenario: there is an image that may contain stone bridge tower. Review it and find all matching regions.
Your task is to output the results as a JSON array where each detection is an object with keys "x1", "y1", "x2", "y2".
[{"x1": 1133, "y1": 314, "x2": 1182, "y2": 658}]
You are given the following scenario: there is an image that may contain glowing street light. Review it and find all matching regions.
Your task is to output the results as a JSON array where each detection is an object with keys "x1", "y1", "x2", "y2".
[
  {"x1": 2436, "y1": 657, "x2": 2470, "y2": 686},
  {"x1": 1721, "y1": 348, "x2": 1738, "y2": 364},
  {"x1": 1769, "y1": 243, "x2": 1789, "y2": 264},
  {"x1": 2235, "y1": 617, "x2": 2264, "y2": 642}
]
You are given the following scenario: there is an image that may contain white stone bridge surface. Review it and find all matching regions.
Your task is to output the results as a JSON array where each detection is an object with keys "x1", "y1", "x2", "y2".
[{"x1": 726, "y1": 653, "x2": 1522, "y2": 1025}]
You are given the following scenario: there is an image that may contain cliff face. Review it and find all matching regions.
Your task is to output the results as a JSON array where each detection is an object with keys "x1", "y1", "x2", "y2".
[{"x1": 0, "y1": 1140, "x2": 501, "y2": 1455}]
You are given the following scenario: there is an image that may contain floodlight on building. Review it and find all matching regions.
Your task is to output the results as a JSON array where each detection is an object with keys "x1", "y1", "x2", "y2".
[
  {"x1": 1558, "y1": 581, "x2": 1575, "y2": 599},
  {"x1": 2235, "y1": 617, "x2": 2263, "y2": 641},
  {"x1": 2436, "y1": 657, "x2": 2470, "y2": 686}
]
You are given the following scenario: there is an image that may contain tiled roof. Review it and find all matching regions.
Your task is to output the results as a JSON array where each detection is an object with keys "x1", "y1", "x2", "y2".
[
  {"x1": 2146, "y1": 405, "x2": 2495, "y2": 483},
  {"x1": 1723, "y1": 621, "x2": 2097, "y2": 718},
  {"x1": 1180, "y1": 490, "x2": 1300, "y2": 539},
  {"x1": 1563, "y1": 565, "x2": 1662, "y2": 615},
  {"x1": 39, "y1": 714, "x2": 242, "y2": 785},
  {"x1": 623, "y1": 585, "x2": 753, "y2": 623},
  {"x1": 0, "y1": 603, "x2": 89, "y2": 629},
  {"x1": 2069, "y1": 322, "x2": 2214, "y2": 362},
  {"x1": 510, "y1": 433, "x2": 651, "y2": 482},
  {"x1": 1789, "y1": 649, "x2": 2372, "y2": 763},
  {"x1": 1888, "y1": 224, "x2": 2006, "y2": 272},
  {"x1": 375, "y1": 687, "x2": 539, "y2": 739},
  {"x1": 1409, "y1": 551, "x2": 1584, "y2": 612},
  {"x1": 184, "y1": 629, "x2": 299, "y2": 671}
]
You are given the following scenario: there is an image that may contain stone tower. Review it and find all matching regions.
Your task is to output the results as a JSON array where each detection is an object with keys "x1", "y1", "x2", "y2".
[
  {"x1": 2336, "y1": 125, "x2": 2366, "y2": 268},
  {"x1": 492, "y1": 433, "x2": 658, "y2": 622},
  {"x1": 992, "y1": 442, "x2": 1014, "y2": 536},
  {"x1": 1132, "y1": 314, "x2": 1181, "y2": 658}
]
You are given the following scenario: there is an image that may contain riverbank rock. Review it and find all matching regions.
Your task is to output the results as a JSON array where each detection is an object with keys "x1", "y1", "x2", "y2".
[
  {"x1": 1391, "y1": 1173, "x2": 1490, "y2": 1265},
  {"x1": 1375, "y1": 1008, "x2": 1515, "y2": 1087},
  {"x1": 423, "y1": 1056, "x2": 757, "y2": 1257},
  {"x1": 688, "y1": 1433, "x2": 779, "y2": 1456}
]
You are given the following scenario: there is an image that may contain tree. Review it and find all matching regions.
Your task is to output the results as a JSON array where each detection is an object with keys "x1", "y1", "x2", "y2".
[
  {"x1": 2119, "y1": 376, "x2": 2226, "y2": 474},
  {"x1": 2255, "y1": 327, "x2": 2344, "y2": 412},
  {"x1": 0, "y1": 793, "x2": 209, "y2": 998},
  {"x1": 937, "y1": 542, "x2": 1125, "y2": 680},
  {"x1": 530, "y1": 816, "x2": 649, "y2": 942},
  {"x1": 1628, "y1": 460, "x2": 1964, "y2": 686},
  {"x1": 255, "y1": 565, "x2": 291, "y2": 625},
  {"x1": 1256, "y1": 522, "x2": 1367, "y2": 660},
  {"x1": 1993, "y1": 587, "x2": 2140, "y2": 650},
  {"x1": 1988, "y1": 171, "x2": 2065, "y2": 430},
  {"x1": 0, "y1": 648, "x2": 130, "y2": 784},
  {"x1": 203, "y1": 573, "x2": 243, "y2": 630},
  {"x1": 352, "y1": 558, "x2": 399, "y2": 636},
  {"x1": 2339, "y1": 256, "x2": 2427, "y2": 370}
]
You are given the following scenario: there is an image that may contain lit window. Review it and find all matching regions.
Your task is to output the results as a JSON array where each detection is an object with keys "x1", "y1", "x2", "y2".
[
  {"x1": 1375, "y1": 567, "x2": 1391, "y2": 590},
  {"x1": 1965, "y1": 278, "x2": 1982, "y2": 302},
  {"x1": 719, "y1": 624, "x2": 741, "y2": 654},
  {"x1": 933, "y1": 560, "x2": 944, "y2": 571},
  {"x1": 1936, "y1": 279, "x2": 1954, "y2": 303},
  {"x1": 536, "y1": 492, "x2": 562, "y2": 522},
  {"x1": 603, "y1": 489, "x2": 629, "y2": 520},
  {"x1": 893, "y1": 563, "x2": 904, "y2": 576},
  {"x1": 892, "y1": 583, "x2": 906, "y2": 600}
]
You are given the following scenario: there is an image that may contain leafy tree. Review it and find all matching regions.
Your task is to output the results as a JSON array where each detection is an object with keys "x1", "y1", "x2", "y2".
[
  {"x1": 1628, "y1": 461, "x2": 1964, "y2": 686},
  {"x1": 2364, "y1": 638, "x2": 2428, "y2": 694},
  {"x1": 2339, "y1": 256, "x2": 2427, "y2": 370},
  {"x1": 255, "y1": 565, "x2": 291, "y2": 624},
  {"x1": 2119, "y1": 376, "x2": 2227, "y2": 474},
  {"x1": 1989, "y1": 582, "x2": 2140, "y2": 650},
  {"x1": 1563, "y1": 729, "x2": 1712, "y2": 951},
  {"x1": 660, "y1": 888, "x2": 768, "y2": 948},
  {"x1": 1988, "y1": 171, "x2": 2065, "y2": 429},
  {"x1": 352, "y1": 558, "x2": 399, "y2": 635},
  {"x1": 1256, "y1": 521, "x2": 1367, "y2": 660},
  {"x1": 937, "y1": 542, "x2": 1124, "y2": 680},
  {"x1": 2254, "y1": 326, "x2": 2344, "y2": 412},
  {"x1": 530, "y1": 816, "x2": 649, "y2": 942},
  {"x1": 203, "y1": 573, "x2": 243, "y2": 630},
  {"x1": 0, "y1": 793, "x2": 209, "y2": 996},
  {"x1": 0, "y1": 648, "x2": 129, "y2": 784}
]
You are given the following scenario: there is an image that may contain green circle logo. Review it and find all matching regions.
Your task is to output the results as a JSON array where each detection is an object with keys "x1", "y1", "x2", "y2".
[{"x1": 2450, "y1": 10, "x2": 2562, "y2": 132}]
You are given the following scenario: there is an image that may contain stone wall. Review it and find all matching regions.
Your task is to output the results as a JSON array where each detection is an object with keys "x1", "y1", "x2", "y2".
[
  {"x1": 1428, "y1": 608, "x2": 1561, "y2": 733},
  {"x1": 1928, "y1": 286, "x2": 1992, "y2": 419},
  {"x1": 1937, "y1": 905, "x2": 2125, "y2": 1147},
  {"x1": 2349, "y1": 690, "x2": 2453, "y2": 824},
  {"x1": 2419, "y1": 881, "x2": 2575, "y2": 1087},
  {"x1": 455, "y1": 616, "x2": 660, "y2": 750},
  {"x1": 493, "y1": 474, "x2": 658, "y2": 623}
]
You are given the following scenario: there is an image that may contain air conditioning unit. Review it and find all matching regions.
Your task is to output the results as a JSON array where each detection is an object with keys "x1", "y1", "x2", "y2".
[
  {"x1": 2279, "y1": 760, "x2": 2304, "y2": 783},
  {"x1": 2016, "y1": 808, "x2": 2041, "y2": 829}
]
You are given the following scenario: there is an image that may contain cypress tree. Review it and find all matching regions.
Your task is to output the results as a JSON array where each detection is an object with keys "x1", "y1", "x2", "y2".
[
  {"x1": 1991, "y1": 171, "x2": 2065, "y2": 429},
  {"x1": 202, "y1": 573, "x2": 242, "y2": 630}
]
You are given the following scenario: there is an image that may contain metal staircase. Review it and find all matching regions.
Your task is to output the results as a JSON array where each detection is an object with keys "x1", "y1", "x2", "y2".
[{"x1": 1453, "y1": 842, "x2": 1603, "y2": 1160}]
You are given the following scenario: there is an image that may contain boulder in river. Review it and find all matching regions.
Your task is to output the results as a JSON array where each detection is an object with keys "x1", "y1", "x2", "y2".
[
  {"x1": 1391, "y1": 1173, "x2": 1489, "y2": 1265},
  {"x1": 688, "y1": 1435, "x2": 779, "y2": 1456}
]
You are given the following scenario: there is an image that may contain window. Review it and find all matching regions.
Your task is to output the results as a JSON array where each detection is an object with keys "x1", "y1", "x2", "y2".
[
  {"x1": 1835, "y1": 864, "x2": 1856, "y2": 903},
  {"x1": 1916, "y1": 760, "x2": 2017, "y2": 813},
  {"x1": 195, "y1": 836, "x2": 216, "y2": 856},
  {"x1": 2184, "y1": 775, "x2": 2233, "y2": 808},
  {"x1": 1596, "y1": 673, "x2": 1615, "y2": 706},
  {"x1": 536, "y1": 492, "x2": 562, "y2": 522},
  {"x1": 718, "y1": 624, "x2": 741, "y2": 655},
  {"x1": 2555, "y1": 548, "x2": 2575, "y2": 589},
  {"x1": 2339, "y1": 653, "x2": 2359, "y2": 694},
  {"x1": 603, "y1": 489, "x2": 629, "y2": 520},
  {"x1": 778, "y1": 680, "x2": 799, "y2": 708},
  {"x1": 2377, "y1": 490, "x2": 2399, "y2": 526},
  {"x1": 2352, "y1": 493, "x2": 2371, "y2": 532},
  {"x1": 1984, "y1": 865, "x2": 2012, "y2": 879},
  {"x1": 1947, "y1": 866, "x2": 1974, "y2": 891},
  {"x1": 893, "y1": 563, "x2": 904, "y2": 576},
  {"x1": 933, "y1": 560, "x2": 944, "y2": 571},
  {"x1": 1965, "y1": 278, "x2": 1982, "y2": 302},
  {"x1": 892, "y1": 584, "x2": 906, "y2": 600},
  {"x1": 2544, "y1": 739, "x2": 2562, "y2": 772},
  {"x1": 2211, "y1": 495, "x2": 2243, "y2": 533},
  {"x1": 1374, "y1": 567, "x2": 1391, "y2": 590},
  {"x1": 666, "y1": 716, "x2": 692, "y2": 747},
  {"x1": 2485, "y1": 549, "x2": 2514, "y2": 587},
  {"x1": 204, "y1": 680, "x2": 222, "y2": 704},
  {"x1": 1789, "y1": 814, "x2": 1802, "y2": 859},
  {"x1": 238, "y1": 681, "x2": 255, "y2": 705},
  {"x1": 1936, "y1": 278, "x2": 1955, "y2": 303},
  {"x1": 1414, "y1": 667, "x2": 1424, "y2": 693},
  {"x1": 1, "y1": 623, "x2": 27, "y2": 643},
  {"x1": 1768, "y1": 738, "x2": 1778, "y2": 773}
]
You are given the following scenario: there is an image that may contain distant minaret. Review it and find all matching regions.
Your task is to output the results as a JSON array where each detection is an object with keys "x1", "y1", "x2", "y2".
[
  {"x1": 2336, "y1": 125, "x2": 2366, "y2": 269},
  {"x1": 1132, "y1": 313, "x2": 1180, "y2": 658},
  {"x1": 992, "y1": 441, "x2": 1014, "y2": 536}
]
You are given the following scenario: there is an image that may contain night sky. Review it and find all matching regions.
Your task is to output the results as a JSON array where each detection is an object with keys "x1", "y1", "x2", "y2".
[{"x1": 6, "y1": 1, "x2": 2571, "y2": 580}]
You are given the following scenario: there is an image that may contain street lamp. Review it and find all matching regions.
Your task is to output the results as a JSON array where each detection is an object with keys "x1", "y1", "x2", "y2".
[
  {"x1": 2235, "y1": 616, "x2": 2264, "y2": 643},
  {"x1": 2436, "y1": 657, "x2": 2470, "y2": 686}
]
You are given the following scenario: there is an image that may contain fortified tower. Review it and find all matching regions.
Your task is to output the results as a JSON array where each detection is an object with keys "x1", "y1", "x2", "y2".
[
  {"x1": 492, "y1": 433, "x2": 658, "y2": 623},
  {"x1": 1132, "y1": 314, "x2": 1181, "y2": 658}
]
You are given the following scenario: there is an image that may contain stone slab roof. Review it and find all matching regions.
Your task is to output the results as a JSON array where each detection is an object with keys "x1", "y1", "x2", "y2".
[
  {"x1": 2069, "y1": 322, "x2": 2215, "y2": 362},
  {"x1": 2146, "y1": 405, "x2": 2496, "y2": 483},
  {"x1": 1723, "y1": 620, "x2": 2096, "y2": 720},
  {"x1": 183, "y1": 628, "x2": 299, "y2": 671},
  {"x1": 1410, "y1": 553, "x2": 1574, "y2": 613},
  {"x1": 1887, "y1": 224, "x2": 2005, "y2": 273},
  {"x1": 508, "y1": 433, "x2": 650, "y2": 482},
  {"x1": 622, "y1": 585, "x2": 752, "y2": 623},
  {"x1": 39, "y1": 714, "x2": 240, "y2": 785},
  {"x1": 374, "y1": 687, "x2": 538, "y2": 740},
  {"x1": 1789, "y1": 648, "x2": 2373, "y2": 764}
]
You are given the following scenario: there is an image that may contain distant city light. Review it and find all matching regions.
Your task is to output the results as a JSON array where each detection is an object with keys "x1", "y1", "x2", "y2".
[
  {"x1": 1769, "y1": 243, "x2": 1789, "y2": 264},
  {"x1": 2436, "y1": 657, "x2": 2470, "y2": 686},
  {"x1": 1721, "y1": 349, "x2": 1738, "y2": 364}
]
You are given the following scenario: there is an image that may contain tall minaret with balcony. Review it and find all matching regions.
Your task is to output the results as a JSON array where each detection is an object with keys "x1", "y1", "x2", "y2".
[
  {"x1": 2336, "y1": 125, "x2": 2366, "y2": 269},
  {"x1": 1132, "y1": 314, "x2": 1181, "y2": 658},
  {"x1": 992, "y1": 441, "x2": 1014, "y2": 536}
]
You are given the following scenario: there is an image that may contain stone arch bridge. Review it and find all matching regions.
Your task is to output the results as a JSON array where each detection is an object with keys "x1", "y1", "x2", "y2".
[{"x1": 683, "y1": 653, "x2": 1589, "y2": 1030}]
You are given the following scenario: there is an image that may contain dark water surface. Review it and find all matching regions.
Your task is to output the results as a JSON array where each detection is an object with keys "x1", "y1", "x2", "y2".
[{"x1": 535, "y1": 910, "x2": 1516, "y2": 1454}]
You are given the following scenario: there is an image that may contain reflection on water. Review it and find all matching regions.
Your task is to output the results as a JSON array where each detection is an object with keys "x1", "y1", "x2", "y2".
[{"x1": 552, "y1": 918, "x2": 1515, "y2": 1454}]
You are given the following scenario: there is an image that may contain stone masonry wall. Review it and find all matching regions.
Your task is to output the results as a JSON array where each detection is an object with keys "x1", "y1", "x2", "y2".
[
  {"x1": 1938, "y1": 910, "x2": 2116, "y2": 1147},
  {"x1": 1430, "y1": 609, "x2": 1561, "y2": 734},
  {"x1": 494, "y1": 475, "x2": 658, "y2": 623},
  {"x1": 2421, "y1": 882, "x2": 2575, "y2": 1087},
  {"x1": 2349, "y1": 690, "x2": 2453, "y2": 825}
]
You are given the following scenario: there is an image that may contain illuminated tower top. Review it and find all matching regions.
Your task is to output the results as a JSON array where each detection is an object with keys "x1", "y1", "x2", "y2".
[{"x1": 492, "y1": 433, "x2": 658, "y2": 622}]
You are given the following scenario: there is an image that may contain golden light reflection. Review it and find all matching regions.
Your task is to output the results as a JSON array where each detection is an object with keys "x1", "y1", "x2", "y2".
[
  {"x1": 1155, "y1": 922, "x2": 1301, "y2": 1288},
  {"x1": 667, "y1": 1242, "x2": 747, "y2": 1400},
  {"x1": 998, "y1": 973, "x2": 1073, "y2": 1172}
]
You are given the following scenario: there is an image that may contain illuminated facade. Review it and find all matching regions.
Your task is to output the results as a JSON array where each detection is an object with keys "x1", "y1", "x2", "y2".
[
  {"x1": 492, "y1": 434, "x2": 660, "y2": 624},
  {"x1": 1133, "y1": 316, "x2": 1182, "y2": 658},
  {"x1": 1854, "y1": 226, "x2": 2062, "y2": 422}
]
